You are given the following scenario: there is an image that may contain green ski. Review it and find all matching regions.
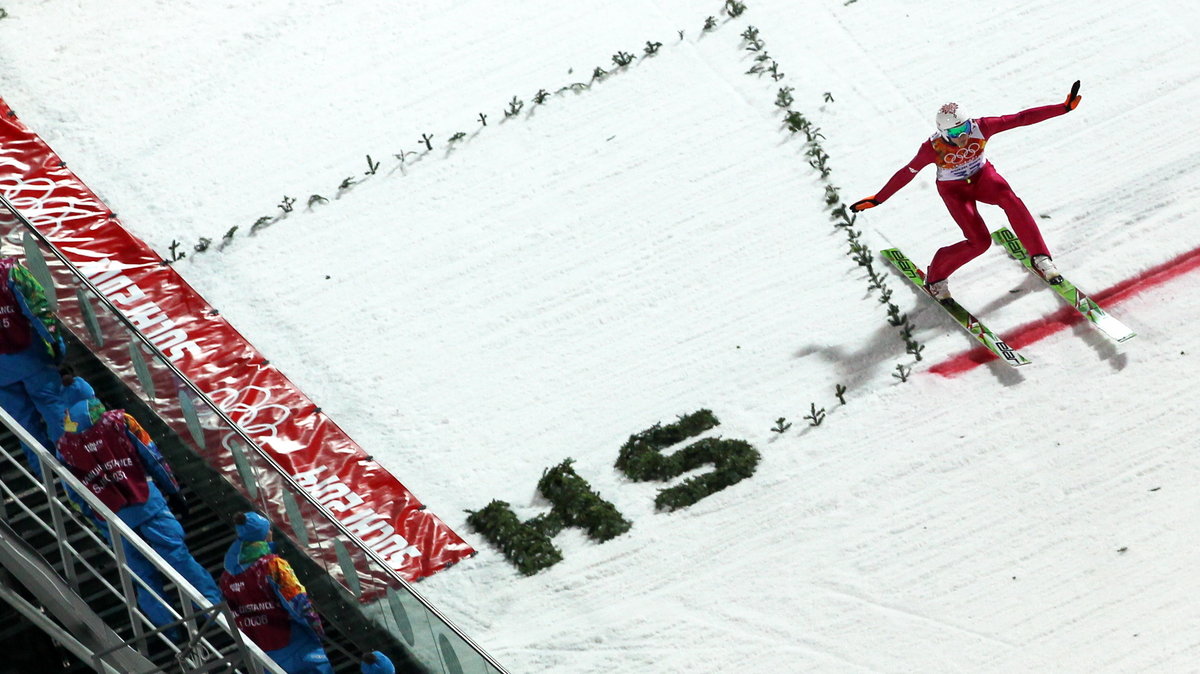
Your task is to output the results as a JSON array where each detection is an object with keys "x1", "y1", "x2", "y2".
[
  {"x1": 882, "y1": 248, "x2": 1031, "y2": 368},
  {"x1": 990, "y1": 228, "x2": 1135, "y2": 343}
]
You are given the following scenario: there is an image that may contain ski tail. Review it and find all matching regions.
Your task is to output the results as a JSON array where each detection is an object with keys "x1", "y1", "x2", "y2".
[{"x1": 991, "y1": 228, "x2": 1135, "y2": 343}]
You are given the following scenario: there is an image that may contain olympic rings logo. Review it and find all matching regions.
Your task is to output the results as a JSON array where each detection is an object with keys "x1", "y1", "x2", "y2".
[
  {"x1": 1, "y1": 176, "x2": 99, "y2": 242},
  {"x1": 942, "y1": 141, "x2": 982, "y2": 165},
  {"x1": 209, "y1": 385, "x2": 293, "y2": 453}
]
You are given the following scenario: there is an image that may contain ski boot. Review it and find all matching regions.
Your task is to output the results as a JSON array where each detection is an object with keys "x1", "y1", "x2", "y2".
[{"x1": 1031, "y1": 255, "x2": 1064, "y2": 285}]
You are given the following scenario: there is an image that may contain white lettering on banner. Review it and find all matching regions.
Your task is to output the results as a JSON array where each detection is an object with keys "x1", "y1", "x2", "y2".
[
  {"x1": 375, "y1": 536, "x2": 423, "y2": 566},
  {"x1": 125, "y1": 304, "x2": 171, "y2": 331},
  {"x1": 344, "y1": 508, "x2": 392, "y2": 539},
  {"x1": 293, "y1": 466, "x2": 422, "y2": 562},
  {"x1": 73, "y1": 258, "x2": 205, "y2": 362},
  {"x1": 292, "y1": 466, "x2": 328, "y2": 488},
  {"x1": 311, "y1": 477, "x2": 365, "y2": 513},
  {"x1": 100, "y1": 276, "x2": 140, "y2": 302}
]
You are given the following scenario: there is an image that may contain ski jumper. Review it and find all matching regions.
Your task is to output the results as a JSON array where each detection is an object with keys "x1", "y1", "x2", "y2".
[
  {"x1": 56, "y1": 406, "x2": 222, "y2": 631},
  {"x1": 0, "y1": 256, "x2": 67, "y2": 475},
  {"x1": 872, "y1": 103, "x2": 1069, "y2": 282},
  {"x1": 221, "y1": 539, "x2": 333, "y2": 674}
]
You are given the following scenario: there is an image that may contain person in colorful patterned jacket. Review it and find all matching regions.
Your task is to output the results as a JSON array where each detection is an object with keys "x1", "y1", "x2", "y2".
[
  {"x1": 56, "y1": 397, "x2": 222, "y2": 632},
  {"x1": 0, "y1": 253, "x2": 67, "y2": 474},
  {"x1": 850, "y1": 81, "x2": 1083, "y2": 303},
  {"x1": 220, "y1": 512, "x2": 333, "y2": 674}
]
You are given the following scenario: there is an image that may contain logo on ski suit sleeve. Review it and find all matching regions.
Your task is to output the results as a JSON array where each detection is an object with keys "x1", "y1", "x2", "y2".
[{"x1": 930, "y1": 123, "x2": 987, "y2": 181}]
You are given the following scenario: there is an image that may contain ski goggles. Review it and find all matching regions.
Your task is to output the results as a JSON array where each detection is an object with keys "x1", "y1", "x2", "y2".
[{"x1": 944, "y1": 120, "x2": 972, "y2": 139}]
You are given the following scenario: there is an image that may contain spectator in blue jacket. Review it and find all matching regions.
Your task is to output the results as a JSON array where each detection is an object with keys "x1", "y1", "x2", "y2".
[
  {"x1": 56, "y1": 398, "x2": 221, "y2": 634},
  {"x1": 0, "y1": 254, "x2": 67, "y2": 475}
]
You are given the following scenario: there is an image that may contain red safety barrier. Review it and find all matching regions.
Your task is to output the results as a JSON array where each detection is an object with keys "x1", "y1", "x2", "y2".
[{"x1": 0, "y1": 98, "x2": 474, "y2": 585}]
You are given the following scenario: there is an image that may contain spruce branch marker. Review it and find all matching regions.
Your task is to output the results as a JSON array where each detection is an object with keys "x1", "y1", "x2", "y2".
[
  {"x1": 724, "y1": 0, "x2": 747, "y2": 17},
  {"x1": 771, "y1": 418, "x2": 792, "y2": 434},
  {"x1": 803, "y1": 403, "x2": 826, "y2": 427},
  {"x1": 505, "y1": 96, "x2": 525, "y2": 118},
  {"x1": 218, "y1": 226, "x2": 238, "y2": 250},
  {"x1": 736, "y1": 26, "x2": 925, "y2": 366},
  {"x1": 906, "y1": 339, "x2": 925, "y2": 361},
  {"x1": 197, "y1": 12, "x2": 759, "y2": 263},
  {"x1": 893, "y1": 363, "x2": 912, "y2": 383},
  {"x1": 835, "y1": 384, "x2": 847, "y2": 405},
  {"x1": 168, "y1": 240, "x2": 186, "y2": 262}
]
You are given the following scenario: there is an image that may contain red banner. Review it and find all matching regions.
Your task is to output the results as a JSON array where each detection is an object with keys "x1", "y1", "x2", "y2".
[{"x1": 0, "y1": 97, "x2": 474, "y2": 584}]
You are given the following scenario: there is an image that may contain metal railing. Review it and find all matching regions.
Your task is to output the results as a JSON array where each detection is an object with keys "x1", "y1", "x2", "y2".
[
  {"x1": 0, "y1": 405, "x2": 286, "y2": 674},
  {"x1": 0, "y1": 193, "x2": 505, "y2": 674}
]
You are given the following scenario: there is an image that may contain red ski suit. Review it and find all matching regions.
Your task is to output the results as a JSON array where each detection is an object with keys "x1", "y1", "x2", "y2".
[{"x1": 873, "y1": 103, "x2": 1069, "y2": 282}]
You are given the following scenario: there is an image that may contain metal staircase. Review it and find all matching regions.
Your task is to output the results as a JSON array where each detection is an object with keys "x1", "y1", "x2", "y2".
[
  {"x1": 0, "y1": 405, "x2": 285, "y2": 673},
  {"x1": 0, "y1": 194, "x2": 505, "y2": 674}
]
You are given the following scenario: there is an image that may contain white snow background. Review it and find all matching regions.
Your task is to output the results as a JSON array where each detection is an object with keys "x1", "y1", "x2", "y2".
[{"x1": 3, "y1": 1, "x2": 1200, "y2": 671}]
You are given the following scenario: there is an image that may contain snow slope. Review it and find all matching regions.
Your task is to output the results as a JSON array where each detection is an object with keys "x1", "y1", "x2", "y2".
[{"x1": 3, "y1": 0, "x2": 1200, "y2": 671}]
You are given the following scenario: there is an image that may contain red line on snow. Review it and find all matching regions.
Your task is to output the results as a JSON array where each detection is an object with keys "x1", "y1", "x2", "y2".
[{"x1": 928, "y1": 245, "x2": 1200, "y2": 377}]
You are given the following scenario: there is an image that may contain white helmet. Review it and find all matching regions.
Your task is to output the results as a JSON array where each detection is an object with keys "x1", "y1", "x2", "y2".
[{"x1": 935, "y1": 102, "x2": 967, "y2": 132}]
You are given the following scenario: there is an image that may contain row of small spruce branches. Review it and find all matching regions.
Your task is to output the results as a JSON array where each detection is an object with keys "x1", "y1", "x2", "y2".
[
  {"x1": 772, "y1": 383, "x2": 847, "y2": 433},
  {"x1": 740, "y1": 25, "x2": 924, "y2": 381},
  {"x1": 170, "y1": 2, "x2": 747, "y2": 261}
]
